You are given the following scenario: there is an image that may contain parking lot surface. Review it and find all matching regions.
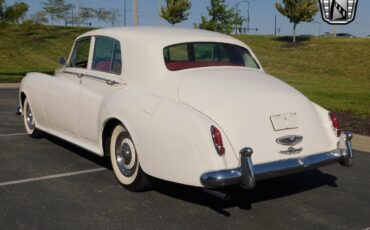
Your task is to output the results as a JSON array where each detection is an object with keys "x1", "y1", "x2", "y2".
[{"x1": 0, "y1": 88, "x2": 369, "y2": 230}]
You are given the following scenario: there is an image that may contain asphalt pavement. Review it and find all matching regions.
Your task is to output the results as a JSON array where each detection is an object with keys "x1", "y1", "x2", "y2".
[{"x1": 0, "y1": 88, "x2": 369, "y2": 230}]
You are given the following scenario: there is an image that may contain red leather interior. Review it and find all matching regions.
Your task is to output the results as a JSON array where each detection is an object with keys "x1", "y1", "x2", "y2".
[{"x1": 95, "y1": 61, "x2": 111, "y2": 71}]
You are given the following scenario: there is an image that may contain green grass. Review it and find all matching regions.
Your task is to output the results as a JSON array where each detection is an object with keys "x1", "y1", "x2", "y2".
[
  {"x1": 0, "y1": 26, "x2": 369, "y2": 117},
  {"x1": 237, "y1": 35, "x2": 370, "y2": 117},
  {"x1": 0, "y1": 25, "x2": 92, "y2": 81}
]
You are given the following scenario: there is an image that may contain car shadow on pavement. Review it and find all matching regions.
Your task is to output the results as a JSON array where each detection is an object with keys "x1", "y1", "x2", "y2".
[
  {"x1": 151, "y1": 170, "x2": 338, "y2": 217},
  {"x1": 43, "y1": 133, "x2": 338, "y2": 217},
  {"x1": 44, "y1": 134, "x2": 112, "y2": 170}
]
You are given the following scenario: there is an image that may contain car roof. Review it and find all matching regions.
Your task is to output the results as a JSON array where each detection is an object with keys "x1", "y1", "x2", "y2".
[
  {"x1": 78, "y1": 26, "x2": 247, "y2": 48},
  {"x1": 74, "y1": 27, "x2": 258, "y2": 86}
]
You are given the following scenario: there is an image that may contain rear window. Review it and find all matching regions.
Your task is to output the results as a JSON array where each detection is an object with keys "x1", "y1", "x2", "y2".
[{"x1": 163, "y1": 42, "x2": 260, "y2": 71}]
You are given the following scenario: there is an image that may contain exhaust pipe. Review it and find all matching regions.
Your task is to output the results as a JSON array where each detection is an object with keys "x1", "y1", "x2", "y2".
[{"x1": 203, "y1": 189, "x2": 231, "y2": 201}]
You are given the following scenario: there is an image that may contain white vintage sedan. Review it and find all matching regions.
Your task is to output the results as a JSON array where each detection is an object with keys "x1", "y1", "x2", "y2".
[{"x1": 19, "y1": 27, "x2": 353, "y2": 192}]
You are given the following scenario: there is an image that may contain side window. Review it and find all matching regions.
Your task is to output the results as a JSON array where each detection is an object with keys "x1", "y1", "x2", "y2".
[
  {"x1": 112, "y1": 42, "x2": 122, "y2": 74},
  {"x1": 92, "y1": 37, "x2": 122, "y2": 74},
  {"x1": 70, "y1": 38, "x2": 91, "y2": 68},
  {"x1": 164, "y1": 44, "x2": 188, "y2": 62}
]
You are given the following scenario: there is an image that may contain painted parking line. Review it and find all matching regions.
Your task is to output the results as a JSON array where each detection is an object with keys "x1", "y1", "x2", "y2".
[
  {"x1": 0, "y1": 168, "x2": 107, "y2": 187},
  {"x1": 0, "y1": 133, "x2": 27, "y2": 137}
]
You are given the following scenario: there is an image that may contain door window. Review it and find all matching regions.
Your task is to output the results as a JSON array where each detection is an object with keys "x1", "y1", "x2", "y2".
[
  {"x1": 92, "y1": 37, "x2": 122, "y2": 74},
  {"x1": 70, "y1": 38, "x2": 91, "y2": 68}
]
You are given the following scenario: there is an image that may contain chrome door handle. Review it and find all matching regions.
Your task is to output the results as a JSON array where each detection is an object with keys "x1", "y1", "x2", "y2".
[{"x1": 106, "y1": 80, "x2": 119, "y2": 86}]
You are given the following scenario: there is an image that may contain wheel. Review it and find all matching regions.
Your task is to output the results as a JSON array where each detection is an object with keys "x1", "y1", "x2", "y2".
[
  {"x1": 110, "y1": 124, "x2": 150, "y2": 191},
  {"x1": 23, "y1": 98, "x2": 43, "y2": 138}
]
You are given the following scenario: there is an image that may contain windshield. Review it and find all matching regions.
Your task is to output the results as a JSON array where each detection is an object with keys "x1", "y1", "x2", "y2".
[{"x1": 163, "y1": 42, "x2": 260, "y2": 71}]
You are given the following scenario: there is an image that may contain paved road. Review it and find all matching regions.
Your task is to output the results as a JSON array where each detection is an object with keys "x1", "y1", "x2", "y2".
[{"x1": 0, "y1": 88, "x2": 369, "y2": 230}]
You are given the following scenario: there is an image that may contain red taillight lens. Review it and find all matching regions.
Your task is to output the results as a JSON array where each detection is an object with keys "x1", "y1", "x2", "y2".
[
  {"x1": 211, "y1": 126, "x2": 225, "y2": 156},
  {"x1": 329, "y1": 112, "x2": 341, "y2": 137}
]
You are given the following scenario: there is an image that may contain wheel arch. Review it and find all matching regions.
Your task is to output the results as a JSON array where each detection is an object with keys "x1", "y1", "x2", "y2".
[
  {"x1": 20, "y1": 91, "x2": 27, "y2": 112},
  {"x1": 101, "y1": 117, "x2": 122, "y2": 157}
]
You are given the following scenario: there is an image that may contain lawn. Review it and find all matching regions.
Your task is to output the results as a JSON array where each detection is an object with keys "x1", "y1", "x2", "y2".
[
  {"x1": 0, "y1": 26, "x2": 369, "y2": 119},
  {"x1": 0, "y1": 25, "x2": 92, "y2": 82},
  {"x1": 237, "y1": 35, "x2": 370, "y2": 117}
]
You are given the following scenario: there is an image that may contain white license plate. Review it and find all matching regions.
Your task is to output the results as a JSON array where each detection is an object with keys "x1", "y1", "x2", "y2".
[{"x1": 270, "y1": 113, "x2": 298, "y2": 131}]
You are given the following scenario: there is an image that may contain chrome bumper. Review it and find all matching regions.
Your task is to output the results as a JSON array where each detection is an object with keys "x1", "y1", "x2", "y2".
[{"x1": 200, "y1": 132, "x2": 353, "y2": 189}]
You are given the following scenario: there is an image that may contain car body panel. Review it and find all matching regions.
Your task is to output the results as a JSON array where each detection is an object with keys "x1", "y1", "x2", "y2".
[{"x1": 19, "y1": 27, "x2": 348, "y2": 188}]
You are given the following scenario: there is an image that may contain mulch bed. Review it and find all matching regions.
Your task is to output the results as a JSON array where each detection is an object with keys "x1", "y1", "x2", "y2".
[{"x1": 336, "y1": 112, "x2": 370, "y2": 136}]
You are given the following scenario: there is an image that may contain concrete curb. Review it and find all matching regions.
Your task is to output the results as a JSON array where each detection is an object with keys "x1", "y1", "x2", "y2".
[
  {"x1": 0, "y1": 83, "x2": 20, "y2": 89},
  {"x1": 0, "y1": 83, "x2": 369, "y2": 153},
  {"x1": 353, "y1": 134, "x2": 370, "y2": 153}
]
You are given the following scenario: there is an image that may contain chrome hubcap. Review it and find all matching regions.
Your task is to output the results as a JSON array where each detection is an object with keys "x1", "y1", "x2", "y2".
[
  {"x1": 26, "y1": 103, "x2": 34, "y2": 130},
  {"x1": 115, "y1": 133, "x2": 136, "y2": 177}
]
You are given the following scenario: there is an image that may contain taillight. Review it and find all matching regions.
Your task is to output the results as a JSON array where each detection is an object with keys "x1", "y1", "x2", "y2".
[
  {"x1": 211, "y1": 126, "x2": 225, "y2": 156},
  {"x1": 329, "y1": 112, "x2": 341, "y2": 137}
]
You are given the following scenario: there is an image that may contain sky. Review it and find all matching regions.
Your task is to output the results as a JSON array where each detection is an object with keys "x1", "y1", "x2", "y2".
[{"x1": 5, "y1": 0, "x2": 370, "y2": 37}]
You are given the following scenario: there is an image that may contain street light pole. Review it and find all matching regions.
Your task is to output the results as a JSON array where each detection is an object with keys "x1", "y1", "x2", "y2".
[
  {"x1": 235, "y1": 0, "x2": 247, "y2": 35},
  {"x1": 133, "y1": 0, "x2": 139, "y2": 26},
  {"x1": 124, "y1": 0, "x2": 127, "y2": 26},
  {"x1": 247, "y1": 1, "x2": 250, "y2": 33},
  {"x1": 246, "y1": 0, "x2": 255, "y2": 33},
  {"x1": 274, "y1": 15, "x2": 277, "y2": 36}
]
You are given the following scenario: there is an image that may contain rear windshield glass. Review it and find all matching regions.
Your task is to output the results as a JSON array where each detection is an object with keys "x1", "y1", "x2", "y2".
[{"x1": 163, "y1": 42, "x2": 260, "y2": 71}]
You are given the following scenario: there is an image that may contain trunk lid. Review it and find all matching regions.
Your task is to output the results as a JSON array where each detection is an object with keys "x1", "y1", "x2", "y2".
[{"x1": 178, "y1": 68, "x2": 333, "y2": 164}]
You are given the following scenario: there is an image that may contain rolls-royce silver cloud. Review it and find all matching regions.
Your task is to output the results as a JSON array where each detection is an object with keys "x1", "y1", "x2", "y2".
[{"x1": 19, "y1": 27, "x2": 353, "y2": 192}]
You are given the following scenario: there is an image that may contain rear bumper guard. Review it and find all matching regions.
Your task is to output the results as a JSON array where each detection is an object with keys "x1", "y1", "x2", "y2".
[{"x1": 200, "y1": 132, "x2": 353, "y2": 189}]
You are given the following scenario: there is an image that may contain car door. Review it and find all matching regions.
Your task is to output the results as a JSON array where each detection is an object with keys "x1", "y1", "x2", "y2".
[
  {"x1": 45, "y1": 37, "x2": 92, "y2": 136},
  {"x1": 77, "y1": 36, "x2": 123, "y2": 143}
]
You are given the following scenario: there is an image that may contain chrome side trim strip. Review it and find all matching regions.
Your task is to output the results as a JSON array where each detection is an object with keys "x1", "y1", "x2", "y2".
[{"x1": 63, "y1": 70, "x2": 121, "y2": 86}]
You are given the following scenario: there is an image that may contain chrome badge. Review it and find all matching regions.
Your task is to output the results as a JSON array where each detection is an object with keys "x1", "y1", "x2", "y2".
[
  {"x1": 319, "y1": 0, "x2": 358, "y2": 25},
  {"x1": 276, "y1": 135, "x2": 303, "y2": 146},
  {"x1": 276, "y1": 135, "x2": 303, "y2": 154}
]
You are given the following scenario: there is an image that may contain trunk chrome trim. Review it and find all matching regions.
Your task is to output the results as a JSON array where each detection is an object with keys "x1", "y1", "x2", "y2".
[{"x1": 200, "y1": 132, "x2": 353, "y2": 189}]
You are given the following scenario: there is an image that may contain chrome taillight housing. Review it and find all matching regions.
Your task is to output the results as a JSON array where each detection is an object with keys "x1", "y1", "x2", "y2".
[
  {"x1": 211, "y1": 126, "x2": 225, "y2": 156},
  {"x1": 329, "y1": 112, "x2": 341, "y2": 137}
]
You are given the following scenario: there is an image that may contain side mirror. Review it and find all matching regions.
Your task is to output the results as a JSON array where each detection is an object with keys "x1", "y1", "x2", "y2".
[{"x1": 58, "y1": 56, "x2": 66, "y2": 65}]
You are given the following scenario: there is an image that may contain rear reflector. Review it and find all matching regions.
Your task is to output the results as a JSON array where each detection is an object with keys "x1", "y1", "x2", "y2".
[
  {"x1": 329, "y1": 112, "x2": 341, "y2": 137},
  {"x1": 211, "y1": 126, "x2": 225, "y2": 156}
]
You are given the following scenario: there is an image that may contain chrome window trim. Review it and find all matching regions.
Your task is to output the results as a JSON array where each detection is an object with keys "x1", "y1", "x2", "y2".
[
  {"x1": 63, "y1": 70, "x2": 121, "y2": 86},
  {"x1": 68, "y1": 36, "x2": 92, "y2": 69}
]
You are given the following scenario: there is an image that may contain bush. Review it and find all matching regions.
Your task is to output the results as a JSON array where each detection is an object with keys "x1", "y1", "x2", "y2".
[{"x1": 21, "y1": 19, "x2": 35, "y2": 33}]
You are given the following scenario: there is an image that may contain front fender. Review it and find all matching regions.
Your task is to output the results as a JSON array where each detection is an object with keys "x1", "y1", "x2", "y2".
[{"x1": 19, "y1": 72, "x2": 52, "y2": 131}]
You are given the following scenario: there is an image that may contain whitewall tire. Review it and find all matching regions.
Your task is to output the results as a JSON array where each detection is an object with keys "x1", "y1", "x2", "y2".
[
  {"x1": 23, "y1": 98, "x2": 42, "y2": 138},
  {"x1": 110, "y1": 124, "x2": 150, "y2": 191}
]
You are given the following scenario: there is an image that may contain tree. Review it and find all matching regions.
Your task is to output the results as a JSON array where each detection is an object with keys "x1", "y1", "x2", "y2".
[
  {"x1": 109, "y1": 8, "x2": 121, "y2": 27},
  {"x1": 42, "y1": 0, "x2": 65, "y2": 25},
  {"x1": 197, "y1": 0, "x2": 243, "y2": 34},
  {"x1": 31, "y1": 10, "x2": 48, "y2": 25},
  {"x1": 0, "y1": 0, "x2": 5, "y2": 20},
  {"x1": 4, "y1": 2, "x2": 29, "y2": 24},
  {"x1": 160, "y1": 0, "x2": 191, "y2": 27},
  {"x1": 58, "y1": 3, "x2": 73, "y2": 27},
  {"x1": 94, "y1": 8, "x2": 111, "y2": 27},
  {"x1": 275, "y1": 0, "x2": 319, "y2": 42},
  {"x1": 79, "y1": 7, "x2": 94, "y2": 25}
]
